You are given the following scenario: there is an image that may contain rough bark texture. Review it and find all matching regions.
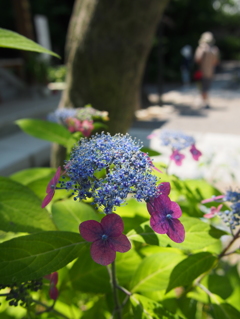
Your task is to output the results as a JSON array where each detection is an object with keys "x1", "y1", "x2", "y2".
[
  {"x1": 60, "y1": 0, "x2": 169, "y2": 134},
  {"x1": 52, "y1": 0, "x2": 169, "y2": 167}
]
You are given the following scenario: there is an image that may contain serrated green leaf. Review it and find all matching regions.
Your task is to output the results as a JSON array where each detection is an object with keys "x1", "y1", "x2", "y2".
[
  {"x1": 130, "y1": 294, "x2": 181, "y2": 319},
  {"x1": 15, "y1": 119, "x2": 72, "y2": 146},
  {"x1": 0, "y1": 177, "x2": 56, "y2": 233},
  {"x1": 130, "y1": 250, "x2": 184, "y2": 293},
  {"x1": 52, "y1": 200, "x2": 101, "y2": 232},
  {"x1": 0, "y1": 28, "x2": 60, "y2": 58},
  {"x1": 166, "y1": 252, "x2": 216, "y2": 293},
  {"x1": 127, "y1": 217, "x2": 226, "y2": 251},
  {"x1": 0, "y1": 231, "x2": 86, "y2": 284}
]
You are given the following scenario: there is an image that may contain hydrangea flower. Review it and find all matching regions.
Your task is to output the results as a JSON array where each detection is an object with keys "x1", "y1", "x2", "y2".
[
  {"x1": 47, "y1": 105, "x2": 108, "y2": 137},
  {"x1": 63, "y1": 133, "x2": 159, "y2": 213},
  {"x1": 204, "y1": 204, "x2": 223, "y2": 218},
  {"x1": 44, "y1": 272, "x2": 58, "y2": 300},
  {"x1": 41, "y1": 167, "x2": 61, "y2": 208},
  {"x1": 148, "y1": 129, "x2": 202, "y2": 165},
  {"x1": 170, "y1": 150, "x2": 185, "y2": 166},
  {"x1": 79, "y1": 213, "x2": 131, "y2": 265},
  {"x1": 190, "y1": 144, "x2": 202, "y2": 161},
  {"x1": 147, "y1": 194, "x2": 185, "y2": 243},
  {"x1": 201, "y1": 189, "x2": 240, "y2": 230}
]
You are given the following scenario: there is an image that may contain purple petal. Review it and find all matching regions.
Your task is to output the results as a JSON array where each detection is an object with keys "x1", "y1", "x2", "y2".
[
  {"x1": 170, "y1": 201, "x2": 182, "y2": 218},
  {"x1": 157, "y1": 182, "x2": 170, "y2": 196},
  {"x1": 110, "y1": 234, "x2": 131, "y2": 253},
  {"x1": 167, "y1": 219, "x2": 185, "y2": 243},
  {"x1": 90, "y1": 240, "x2": 116, "y2": 265},
  {"x1": 79, "y1": 220, "x2": 103, "y2": 242},
  {"x1": 49, "y1": 286, "x2": 58, "y2": 300},
  {"x1": 147, "y1": 195, "x2": 171, "y2": 216},
  {"x1": 150, "y1": 214, "x2": 168, "y2": 234},
  {"x1": 46, "y1": 167, "x2": 61, "y2": 193},
  {"x1": 41, "y1": 192, "x2": 54, "y2": 208},
  {"x1": 101, "y1": 213, "x2": 124, "y2": 237}
]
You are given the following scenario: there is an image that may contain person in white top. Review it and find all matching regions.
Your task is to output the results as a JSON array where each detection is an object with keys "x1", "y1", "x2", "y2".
[{"x1": 194, "y1": 32, "x2": 220, "y2": 109}]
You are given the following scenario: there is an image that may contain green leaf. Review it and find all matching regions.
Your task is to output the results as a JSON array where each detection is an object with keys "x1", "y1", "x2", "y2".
[
  {"x1": 52, "y1": 200, "x2": 101, "y2": 232},
  {"x1": 92, "y1": 122, "x2": 108, "y2": 131},
  {"x1": 0, "y1": 231, "x2": 86, "y2": 284},
  {"x1": 11, "y1": 168, "x2": 69, "y2": 202},
  {"x1": 208, "y1": 273, "x2": 233, "y2": 299},
  {"x1": 141, "y1": 147, "x2": 161, "y2": 157},
  {"x1": 0, "y1": 177, "x2": 56, "y2": 233},
  {"x1": 210, "y1": 302, "x2": 240, "y2": 319},
  {"x1": 11, "y1": 167, "x2": 56, "y2": 185},
  {"x1": 15, "y1": 119, "x2": 72, "y2": 147},
  {"x1": 69, "y1": 245, "x2": 111, "y2": 293},
  {"x1": 127, "y1": 217, "x2": 226, "y2": 252},
  {"x1": 0, "y1": 28, "x2": 60, "y2": 58},
  {"x1": 166, "y1": 252, "x2": 216, "y2": 293},
  {"x1": 130, "y1": 249, "x2": 184, "y2": 293},
  {"x1": 130, "y1": 294, "x2": 181, "y2": 319}
]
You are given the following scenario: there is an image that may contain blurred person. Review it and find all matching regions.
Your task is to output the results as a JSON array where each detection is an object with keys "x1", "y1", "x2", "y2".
[
  {"x1": 194, "y1": 32, "x2": 219, "y2": 109},
  {"x1": 180, "y1": 45, "x2": 192, "y2": 89}
]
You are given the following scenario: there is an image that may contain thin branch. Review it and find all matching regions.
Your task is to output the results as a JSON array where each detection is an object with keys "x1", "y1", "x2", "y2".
[
  {"x1": 218, "y1": 229, "x2": 240, "y2": 259},
  {"x1": 32, "y1": 299, "x2": 69, "y2": 319}
]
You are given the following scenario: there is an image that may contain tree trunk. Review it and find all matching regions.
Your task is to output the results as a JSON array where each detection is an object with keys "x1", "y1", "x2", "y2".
[
  {"x1": 52, "y1": 0, "x2": 169, "y2": 167},
  {"x1": 60, "y1": 0, "x2": 169, "y2": 133}
]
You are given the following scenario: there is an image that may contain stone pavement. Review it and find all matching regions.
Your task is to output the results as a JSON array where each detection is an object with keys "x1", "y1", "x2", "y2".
[{"x1": 1, "y1": 66, "x2": 240, "y2": 191}]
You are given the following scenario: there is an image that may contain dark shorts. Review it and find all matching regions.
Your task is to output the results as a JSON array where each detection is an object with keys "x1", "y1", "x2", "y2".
[{"x1": 201, "y1": 78, "x2": 212, "y2": 93}]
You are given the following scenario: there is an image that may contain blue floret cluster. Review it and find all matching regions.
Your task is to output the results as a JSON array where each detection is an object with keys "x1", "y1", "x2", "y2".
[
  {"x1": 160, "y1": 130, "x2": 195, "y2": 151},
  {"x1": 63, "y1": 133, "x2": 159, "y2": 213}
]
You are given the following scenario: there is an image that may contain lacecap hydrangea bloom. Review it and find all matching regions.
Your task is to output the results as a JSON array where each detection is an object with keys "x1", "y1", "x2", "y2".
[
  {"x1": 63, "y1": 133, "x2": 159, "y2": 213},
  {"x1": 47, "y1": 105, "x2": 109, "y2": 137},
  {"x1": 201, "y1": 189, "x2": 240, "y2": 231},
  {"x1": 148, "y1": 129, "x2": 202, "y2": 165}
]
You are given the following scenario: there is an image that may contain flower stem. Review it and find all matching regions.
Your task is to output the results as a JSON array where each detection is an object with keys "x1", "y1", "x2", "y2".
[
  {"x1": 218, "y1": 229, "x2": 240, "y2": 259},
  {"x1": 110, "y1": 261, "x2": 122, "y2": 319}
]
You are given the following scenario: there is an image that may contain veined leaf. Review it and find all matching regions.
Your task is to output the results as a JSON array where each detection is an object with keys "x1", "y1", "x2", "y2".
[
  {"x1": 0, "y1": 177, "x2": 56, "y2": 233},
  {"x1": 166, "y1": 252, "x2": 216, "y2": 293},
  {"x1": 0, "y1": 231, "x2": 85, "y2": 284},
  {"x1": 15, "y1": 119, "x2": 72, "y2": 147},
  {"x1": 0, "y1": 28, "x2": 60, "y2": 58}
]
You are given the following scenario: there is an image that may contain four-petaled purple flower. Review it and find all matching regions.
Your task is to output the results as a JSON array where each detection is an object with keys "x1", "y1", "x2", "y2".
[
  {"x1": 147, "y1": 194, "x2": 185, "y2": 243},
  {"x1": 41, "y1": 167, "x2": 61, "y2": 208},
  {"x1": 190, "y1": 144, "x2": 202, "y2": 161},
  {"x1": 79, "y1": 213, "x2": 131, "y2": 265},
  {"x1": 170, "y1": 150, "x2": 185, "y2": 166}
]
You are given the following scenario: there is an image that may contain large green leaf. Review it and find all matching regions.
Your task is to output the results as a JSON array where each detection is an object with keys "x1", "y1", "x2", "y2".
[
  {"x1": 0, "y1": 231, "x2": 85, "y2": 284},
  {"x1": 0, "y1": 28, "x2": 60, "y2": 58},
  {"x1": 0, "y1": 177, "x2": 56, "y2": 233},
  {"x1": 166, "y1": 252, "x2": 216, "y2": 293},
  {"x1": 52, "y1": 200, "x2": 101, "y2": 232},
  {"x1": 127, "y1": 217, "x2": 226, "y2": 252},
  {"x1": 15, "y1": 119, "x2": 72, "y2": 147},
  {"x1": 130, "y1": 294, "x2": 181, "y2": 319},
  {"x1": 130, "y1": 249, "x2": 185, "y2": 293},
  {"x1": 69, "y1": 245, "x2": 111, "y2": 293},
  {"x1": 210, "y1": 302, "x2": 240, "y2": 319}
]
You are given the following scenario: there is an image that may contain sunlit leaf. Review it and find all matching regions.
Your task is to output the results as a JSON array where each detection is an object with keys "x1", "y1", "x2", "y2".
[
  {"x1": 15, "y1": 119, "x2": 72, "y2": 147},
  {"x1": 0, "y1": 28, "x2": 60, "y2": 58}
]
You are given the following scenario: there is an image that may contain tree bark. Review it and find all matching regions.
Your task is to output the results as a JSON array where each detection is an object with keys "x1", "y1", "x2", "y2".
[
  {"x1": 52, "y1": 0, "x2": 169, "y2": 167},
  {"x1": 60, "y1": 0, "x2": 169, "y2": 134}
]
